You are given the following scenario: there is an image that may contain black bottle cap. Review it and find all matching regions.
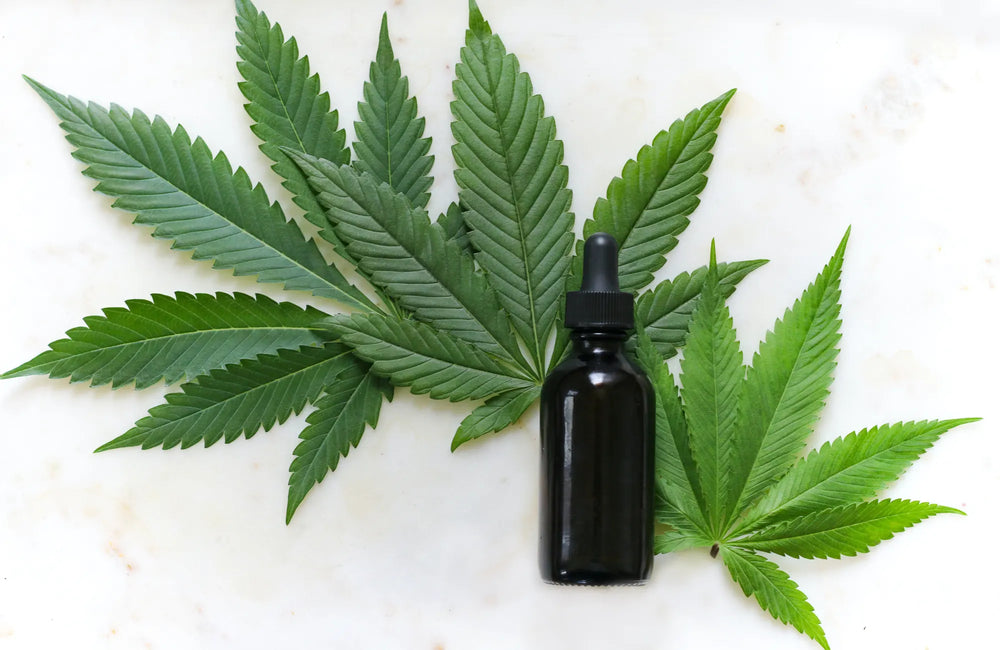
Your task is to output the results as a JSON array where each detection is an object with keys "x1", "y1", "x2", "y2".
[{"x1": 564, "y1": 233, "x2": 634, "y2": 330}]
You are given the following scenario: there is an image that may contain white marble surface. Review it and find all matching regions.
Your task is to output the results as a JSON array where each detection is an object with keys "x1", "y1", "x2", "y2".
[{"x1": 1, "y1": 1, "x2": 999, "y2": 648}]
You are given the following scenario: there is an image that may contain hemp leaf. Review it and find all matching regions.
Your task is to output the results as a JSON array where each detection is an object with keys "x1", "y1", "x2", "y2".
[
  {"x1": 635, "y1": 231, "x2": 977, "y2": 649},
  {"x1": 4, "y1": 0, "x2": 761, "y2": 523}
]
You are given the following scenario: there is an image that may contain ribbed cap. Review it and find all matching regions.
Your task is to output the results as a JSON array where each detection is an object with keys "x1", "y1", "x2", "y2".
[{"x1": 564, "y1": 233, "x2": 634, "y2": 330}]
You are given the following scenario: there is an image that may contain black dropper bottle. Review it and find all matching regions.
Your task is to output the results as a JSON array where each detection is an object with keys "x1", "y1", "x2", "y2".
[{"x1": 539, "y1": 232, "x2": 655, "y2": 585}]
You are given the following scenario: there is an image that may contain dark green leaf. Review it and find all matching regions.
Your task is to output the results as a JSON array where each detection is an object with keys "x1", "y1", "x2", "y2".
[
  {"x1": 572, "y1": 89, "x2": 736, "y2": 295},
  {"x1": 235, "y1": 0, "x2": 352, "y2": 245},
  {"x1": 452, "y1": 3, "x2": 575, "y2": 371},
  {"x1": 438, "y1": 202, "x2": 473, "y2": 255},
  {"x1": 26, "y1": 78, "x2": 372, "y2": 311},
  {"x1": 97, "y1": 342, "x2": 352, "y2": 451},
  {"x1": 3, "y1": 292, "x2": 329, "y2": 389},
  {"x1": 328, "y1": 313, "x2": 533, "y2": 402},
  {"x1": 290, "y1": 153, "x2": 528, "y2": 369},
  {"x1": 353, "y1": 13, "x2": 433, "y2": 209},
  {"x1": 451, "y1": 385, "x2": 540, "y2": 450},
  {"x1": 287, "y1": 363, "x2": 392, "y2": 523}
]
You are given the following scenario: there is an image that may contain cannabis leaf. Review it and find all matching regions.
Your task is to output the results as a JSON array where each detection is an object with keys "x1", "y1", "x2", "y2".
[
  {"x1": 1, "y1": 292, "x2": 330, "y2": 389},
  {"x1": 638, "y1": 230, "x2": 977, "y2": 648},
  {"x1": 7, "y1": 0, "x2": 761, "y2": 523}
]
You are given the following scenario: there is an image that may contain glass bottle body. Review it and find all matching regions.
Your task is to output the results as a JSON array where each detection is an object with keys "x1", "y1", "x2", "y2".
[{"x1": 539, "y1": 330, "x2": 655, "y2": 585}]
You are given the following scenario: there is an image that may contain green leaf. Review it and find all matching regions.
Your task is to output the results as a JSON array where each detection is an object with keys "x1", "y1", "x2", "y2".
[
  {"x1": 680, "y1": 244, "x2": 744, "y2": 534},
  {"x1": 733, "y1": 499, "x2": 962, "y2": 560},
  {"x1": 656, "y1": 480, "x2": 711, "y2": 540},
  {"x1": 451, "y1": 385, "x2": 540, "y2": 450},
  {"x1": 289, "y1": 153, "x2": 528, "y2": 369},
  {"x1": 438, "y1": 202, "x2": 473, "y2": 255},
  {"x1": 654, "y1": 530, "x2": 707, "y2": 554},
  {"x1": 573, "y1": 89, "x2": 736, "y2": 296},
  {"x1": 328, "y1": 313, "x2": 533, "y2": 402},
  {"x1": 726, "y1": 230, "x2": 849, "y2": 527},
  {"x1": 736, "y1": 418, "x2": 978, "y2": 534},
  {"x1": 26, "y1": 78, "x2": 372, "y2": 312},
  {"x1": 720, "y1": 546, "x2": 829, "y2": 650},
  {"x1": 97, "y1": 342, "x2": 352, "y2": 451},
  {"x1": 636, "y1": 332, "x2": 706, "y2": 530},
  {"x1": 452, "y1": 4, "x2": 575, "y2": 371},
  {"x1": 235, "y1": 0, "x2": 352, "y2": 244},
  {"x1": 635, "y1": 259, "x2": 767, "y2": 359},
  {"x1": 286, "y1": 363, "x2": 392, "y2": 523},
  {"x1": 3, "y1": 292, "x2": 330, "y2": 389},
  {"x1": 353, "y1": 13, "x2": 434, "y2": 209}
]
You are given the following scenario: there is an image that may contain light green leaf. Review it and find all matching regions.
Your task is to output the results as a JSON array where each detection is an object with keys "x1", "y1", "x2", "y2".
[
  {"x1": 681, "y1": 244, "x2": 744, "y2": 534},
  {"x1": 736, "y1": 418, "x2": 978, "y2": 534},
  {"x1": 327, "y1": 313, "x2": 533, "y2": 402},
  {"x1": 733, "y1": 499, "x2": 962, "y2": 559},
  {"x1": 353, "y1": 13, "x2": 433, "y2": 209},
  {"x1": 635, "y1": 259, "x2": 767, "y2": 359},
  {"x1": 451, "y1": 385, "x2": 540, "y2": 451},
  {"x1": 573, "y1": 89, "x2": 736, "y2": 296},
  {"x1": 97, "y1": 342, "x2": 352, "y2": 451},
  {"x1": 726, "y1": 230, "x2": 849, "y2": 527},
  {"x1": 26, "y1": 78, "x2": 372, "y2": 312},
  {"x1": 452, "y1": 2, "x2": 575, "y2": 371},
  {"x1": 636, "y1": 332, "x2": 705, "y2": 529},
  {"x1": 720, "y1": 546, "x2": 829, "y2": 650},
  {"x1": 286, "y1": 363, "x2": 393, "y2": 523},
  {"x1": 3, "y1": 292, "x2": 330, "y2": 389},
  {"x1": 656, "y1": 479, "x2": 711, "y2": 540},
  {"x1": 654, "y1": 530, "x2": 707, "y2": 554},
  {"x1": 290, "y1": 152, "x2": 528, "y2": 369},
  {"x1": 235, "y1": 0, "x2": 352, "y2": 246}
]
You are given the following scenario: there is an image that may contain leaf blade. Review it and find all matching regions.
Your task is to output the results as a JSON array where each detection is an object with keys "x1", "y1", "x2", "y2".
[
  {"x1": 451, "y1": 6, "x2": 575, "y2": 369},
  {"x1": 635, "y1": 259, "x2": 767, "y2": 359},
  {"x1": 27, "y1": 77, "x2": 372, "y2": 311},
  {"x1": 573, "y1": 89, "x2": 736, "y2": 296},
  {"x1": 733, "y1": 499, "x2": 962, "y2": 559},
  {"x1": 451, "y1": 385, "x2": 540, "y2": 450},
  {"x1": 235, "y1": 0, "x2": 351, "y2": 238},
  {"x1": 97, "y1": 342, "x2": 352, "y2": 451},
  {"x1": 636, "y1": 332, "x2": 706, "y2": 531},
  {"x1": 680, "y1": 245, "x2": 744, "y2": 534},
  {"x1": 328, "y1": 313, "x2": 533, "y2": 402},
  {"x1": 286, "y1": 363, "x2": 393, "y2": 523},
  {"x1": 353, "y1": 13, "x2": 434, "y2": 208},
  {"x1": 727, "y1": 230, "x2": 849, "y2": 527},
  {"x1": 290, "y1": 152, "x2": 528, "y2": 369},
  {"x1": 3, "y1": 292, "x2": 330, "y2": 389},
  {"x1": 720, "y1": 546, "x2": 829, "y2": 650},
  {"x1": 736, "y1": 418, "x2": 978, "y2": 533}
]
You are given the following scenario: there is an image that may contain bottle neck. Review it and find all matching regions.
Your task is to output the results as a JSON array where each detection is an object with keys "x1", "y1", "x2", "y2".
[{"x1": 570, "y1": 329, "x2": 628, "y2": 354}]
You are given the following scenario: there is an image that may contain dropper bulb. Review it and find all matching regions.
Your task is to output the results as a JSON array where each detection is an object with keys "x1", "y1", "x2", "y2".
[{"x1": 580, "y1": 233, "x2": 619, "y2": 291}]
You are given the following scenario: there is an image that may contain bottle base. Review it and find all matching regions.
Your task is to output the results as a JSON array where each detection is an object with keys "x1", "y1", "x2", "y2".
[{"x1": 542, "y1": 570, "x2": 649, "y2": 587}]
